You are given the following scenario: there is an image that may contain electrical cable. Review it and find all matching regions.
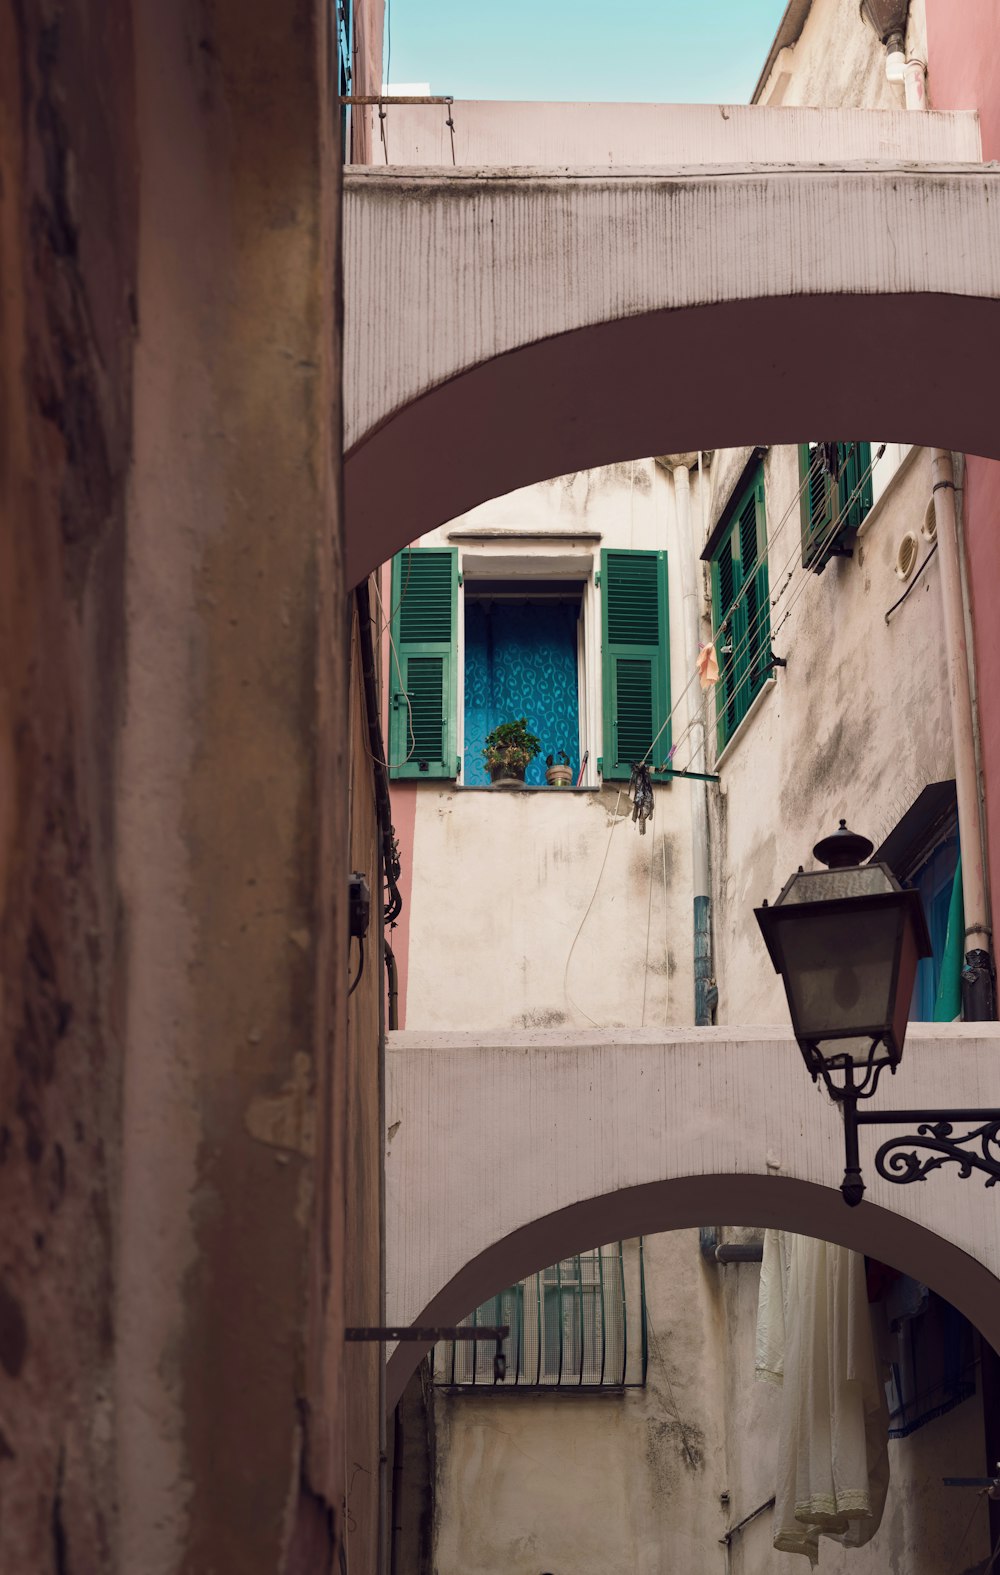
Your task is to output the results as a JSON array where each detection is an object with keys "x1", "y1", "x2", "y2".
[
  {"x1": 560, "y1": 444, "x2": 881, "y2": 1014},
  {"x1": 624, "y1": 443, "x2": 846, "y2": 784},
  {"x1": 641, "y1": 825, "x2": 655, "y2": 1027},
  {"x1": 672, "y1": 442, "x2": 881, "y2": 767},
  {"x1": 664, "y1": 443, "x2": 884, "y2": 774},
  {"x1": 884, "y1": 541, "x2": 938, "y2": 624},
  {"x1": 562, "y1": 789, "x2": 625, "y2": 1025},
  {"x1": 348, "y1": 935, "x2": 365, "y2": 996}
]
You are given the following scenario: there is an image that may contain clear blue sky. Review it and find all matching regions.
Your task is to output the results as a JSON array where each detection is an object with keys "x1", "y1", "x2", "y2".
[{"x1": 383, "y1": 0, "x2": 790, "y2": 103}]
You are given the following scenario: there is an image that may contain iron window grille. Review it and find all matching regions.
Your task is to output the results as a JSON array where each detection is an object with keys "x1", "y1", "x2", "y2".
[{"x1": 433, "y1": 1244, "x2": 647, "y2": 1390}]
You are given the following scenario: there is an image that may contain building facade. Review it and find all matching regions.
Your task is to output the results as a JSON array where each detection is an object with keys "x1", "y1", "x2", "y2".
[{"x1": 384, "y1": 3, "x2": 997, "y2": 1569}]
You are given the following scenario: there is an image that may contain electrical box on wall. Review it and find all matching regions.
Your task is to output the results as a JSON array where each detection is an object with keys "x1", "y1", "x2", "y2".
[{"x1": 348, "y1": 872, "x2": 371, "y2": 938}]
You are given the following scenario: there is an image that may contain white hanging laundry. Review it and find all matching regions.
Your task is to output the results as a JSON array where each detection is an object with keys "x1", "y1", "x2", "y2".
[{"x1": 755, "y1": 1231, "x2": 889, "y2": 1565}]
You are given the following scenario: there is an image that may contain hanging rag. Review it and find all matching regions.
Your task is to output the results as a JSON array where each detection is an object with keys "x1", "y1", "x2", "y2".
[
  {"x1": 696, "y1": 641, "x2": 720, "y2": 689},
  {"x1": 756, "y1": 1231, "x2": 889, "y2": 1565},
  {"x1": 628, "y1": 762, "x2": 654, "y2": 835}
]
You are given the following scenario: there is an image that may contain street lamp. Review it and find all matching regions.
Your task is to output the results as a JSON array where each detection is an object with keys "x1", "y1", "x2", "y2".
[{"x1": 756, "y1": 821, "x2": 1000, "y2": 1206}]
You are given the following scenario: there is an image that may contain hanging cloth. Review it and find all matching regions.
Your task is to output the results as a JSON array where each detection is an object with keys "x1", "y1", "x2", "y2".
[
  {"x1": 756, "y1": 1232, "x2": 889, "y2": 1565},
  {"x1": 696, "y1": 641, "x2": 720, "y2": 690},
  {"x1": 933, "y1": 854, "x2": 964, "y2": 1022}
]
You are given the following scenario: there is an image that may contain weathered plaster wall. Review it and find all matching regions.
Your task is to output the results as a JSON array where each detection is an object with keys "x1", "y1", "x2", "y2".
[
  {"x1": 401, "y1": 462, "x2": 694, "y2": 1034},
  {"x1": 430, "y1": 1233, "x2": 727, "y2": 1575},
  {"x1": 344, "y1": 595, "x2": 385, "y2": 1572},
  {"x1": 705, "y1": 445, "x2": 953, "y2": 1024},
  {"x1": 0, "y1": 3, "x2": 135, "y2": 1565},
  {"x1": 120, "y1": 1, "x2": 353, "y2": 1570},
  {"x1": 757, "y1": 0, "x2": 927, "y2": 108}
]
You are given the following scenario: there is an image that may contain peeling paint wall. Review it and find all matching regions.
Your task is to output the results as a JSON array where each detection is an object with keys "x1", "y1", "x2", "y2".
[
  {"x1": 430, "y1": 1234, "x2": 726, "y2": 1575},
  {"x1": 344, "y1": 594, "x2": 386, "y2": 1572},
  {"x1": 705, "y1": 444, "x2": 954, "y2": 1025},
  {"x1": 1, "y1": 0, "x2": 370, "y2": 1570},
  {"x1": 401, "y1": 462, "x2": 694, "y2": 1036},
  {"x1": 757, "y1": 0, "x2": 927, "y2": 107},
  {"x1": 0, "y1": 2, "x2": 135, "y2": 1566}
]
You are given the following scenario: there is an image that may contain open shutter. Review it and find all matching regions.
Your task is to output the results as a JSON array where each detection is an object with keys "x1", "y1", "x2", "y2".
[
  {"x1": 801, "y1": 442, "x2": 873, "y2": 570},
  {"x1": 800, "y1": 442, "x2": 832, "y2": 571},
  {"x1": 601, "y1": 549, "x2": 670, "y2": 781},
  {"x1": 712, "y1": 465, "x2": 770, "y2": 752},
  {"x1": 388, "y1": 547, "x2": 458, "y2": 779},
  {"x1": 839, "y1": 440, "x2": 873, "y2": 533}
]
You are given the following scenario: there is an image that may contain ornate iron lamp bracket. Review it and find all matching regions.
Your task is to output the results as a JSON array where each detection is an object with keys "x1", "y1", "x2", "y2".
[{"x1": 841, "y1": 1103, "x2": 1000, "y2": 1206}]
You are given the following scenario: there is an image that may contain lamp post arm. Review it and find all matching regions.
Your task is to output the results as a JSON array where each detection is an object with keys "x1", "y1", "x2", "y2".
[{"x1": 839, "y1": 1106, "x2": 1000, "y2": 1205}]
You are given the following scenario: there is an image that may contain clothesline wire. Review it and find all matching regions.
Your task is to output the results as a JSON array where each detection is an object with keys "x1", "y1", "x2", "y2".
[
  {"x1": 636, "y1": 441, "x2": 872, "y2": 777},
  {"x1": 663, "y1": 443, "x2": 884, "y2": 776},
  {"x1": 561, "y1": 446, "x2": 880, "y2": 1019},
  {"x1": 562, "y1": 788, "x2": 625, "y2": 1026}
]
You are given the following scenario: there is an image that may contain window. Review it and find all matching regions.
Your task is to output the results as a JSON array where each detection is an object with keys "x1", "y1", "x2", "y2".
[
  {"x1": 875, "y1": 1276, "x2": 976, "y2": 1438},
  {"x1": 388, "y1": 545, "x2": 670, "y2": 785},
  {"x1": 799, "y1": 442, "x2": 873, "y2": 573},
  {"x1": 708, "y1": 464, "x2": 770, "y2": 753},
  {"x1": 873, "y1": 783, "x2": 961, "y2": 1022},
  {"x1": 463, "y1": 581, "x2": 583, "y2": 787},
  {"x1": 433, "y1": 1244, "x2": 646, "y2": 1390}
]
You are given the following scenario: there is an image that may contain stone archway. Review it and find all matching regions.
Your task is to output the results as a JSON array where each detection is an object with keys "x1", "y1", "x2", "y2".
[
  {"x1": 345, "y1": 164, "x2": 1000, "y2": 585},
  {"x1": 386, "y1": 1025, "x2": 1000, "y2": 1407}
]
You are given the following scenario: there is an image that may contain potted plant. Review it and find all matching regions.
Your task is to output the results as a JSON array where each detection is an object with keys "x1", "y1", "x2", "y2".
[
  {"x1": 545, "y1": 750, "x2": 573, "y2": 788},
  {"x1": 482, "y1": 718, "x2": 541, "y2": 786}
]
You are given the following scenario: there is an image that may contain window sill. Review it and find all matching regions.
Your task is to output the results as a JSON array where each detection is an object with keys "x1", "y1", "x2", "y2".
[
  {"x1": 712, "y1": 676, "x2": 778, "y2": 772},
  {"x1": 453, "y1": 784, "x2": 601, "y2": 794}
]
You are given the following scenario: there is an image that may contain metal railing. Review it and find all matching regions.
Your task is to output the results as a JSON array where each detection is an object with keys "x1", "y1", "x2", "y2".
[{"x1": 433, "y1": 1244, "x2": 646, "y2": 1390}]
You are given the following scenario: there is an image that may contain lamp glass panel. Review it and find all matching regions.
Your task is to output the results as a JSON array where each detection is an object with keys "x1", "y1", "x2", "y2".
[{"x1": 774, "y1": 905, "x2": 902, "y2": 1051}]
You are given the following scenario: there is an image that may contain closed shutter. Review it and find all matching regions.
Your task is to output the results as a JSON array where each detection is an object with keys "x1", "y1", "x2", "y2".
[
  {"x1": 601, "y1": 548, "x2": 670, "y2": 781},
  {"x1": 388, "y1": 547, "x2": 458, "y2": 779},
  {"x1": 712, "y1": 466, "x2": 770, "y2": 752}
]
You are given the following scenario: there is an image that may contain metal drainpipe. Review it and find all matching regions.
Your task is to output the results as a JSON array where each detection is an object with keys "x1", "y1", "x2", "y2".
[
  {"x1": 930, "y1": 450, "x2": 995, "y2": 1018},
  {"x1": 666, "y1": 456, "x2": 717, "y2": 1026}
]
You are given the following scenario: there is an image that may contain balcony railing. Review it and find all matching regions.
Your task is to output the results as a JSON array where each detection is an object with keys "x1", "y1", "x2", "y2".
[{"x1": 433, "y1": 1243, "x2": 647, "y2": 1390}]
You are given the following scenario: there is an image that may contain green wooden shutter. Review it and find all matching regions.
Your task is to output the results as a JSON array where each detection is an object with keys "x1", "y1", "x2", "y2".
[
  {"x1": 799, "y1": 443, "x2": 832, "y2": 571},
  {"x1": 839, "y1": 441, "x2": 873, "y2": 533},
  {"x1": 600, "y1": 549, "x2": 670, "y2": 781},
  {"x1": 800, "y1": 442, "x2": 873, "y2": 571},
  {"x1": 712, "y1": 466, "x2": 770, "y2": 752},
  {"x1": 388, "y1": 547, "x2": 458, "y2": 779}
]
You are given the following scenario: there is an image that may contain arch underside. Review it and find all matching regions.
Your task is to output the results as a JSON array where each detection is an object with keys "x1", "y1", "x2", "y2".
[
  {"x1": 345, "y1": 292, "x2": 1000, "y2": 585},
  {"x1": 387, "y1": 1171, "x2": 1000, "y2": 1409}
]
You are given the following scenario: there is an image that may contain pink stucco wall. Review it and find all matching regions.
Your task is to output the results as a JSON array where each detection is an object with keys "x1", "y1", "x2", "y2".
[{"x1": 926, "y1": 0, "x2": 1000, "y2": 928}]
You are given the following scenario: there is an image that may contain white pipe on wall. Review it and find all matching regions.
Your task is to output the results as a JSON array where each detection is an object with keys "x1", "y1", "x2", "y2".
[
  {"x1": 671, "y1": 461, "x2": 710, "y2": 902},
  {"x1": 930, "y1": 449, "x2": 992, "y2": 959}
]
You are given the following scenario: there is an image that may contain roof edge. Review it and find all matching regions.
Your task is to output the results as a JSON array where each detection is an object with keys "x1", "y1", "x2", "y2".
[{"x1": 751, "y1": 0, "x2": 814, "y2": 104}]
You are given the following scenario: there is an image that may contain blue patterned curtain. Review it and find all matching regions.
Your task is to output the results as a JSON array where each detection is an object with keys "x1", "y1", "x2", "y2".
[{"x1": 464, "y1": 600, "x2": 581, "y2": 786}]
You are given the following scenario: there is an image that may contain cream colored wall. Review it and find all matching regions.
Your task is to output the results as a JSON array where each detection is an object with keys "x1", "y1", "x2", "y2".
[
  {"x1": 758, "y1": 0, "x2": 928, "y2": 108},
  {"x1": 430, "y1": 1232, "x2": 729, "y2": 1575},
  {"x1": 704, "y1": 444, "x2": 953, "y2": 1026},
  {"x1": 404, "y1": 461, "x2": 696, "y2": 1035}
]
